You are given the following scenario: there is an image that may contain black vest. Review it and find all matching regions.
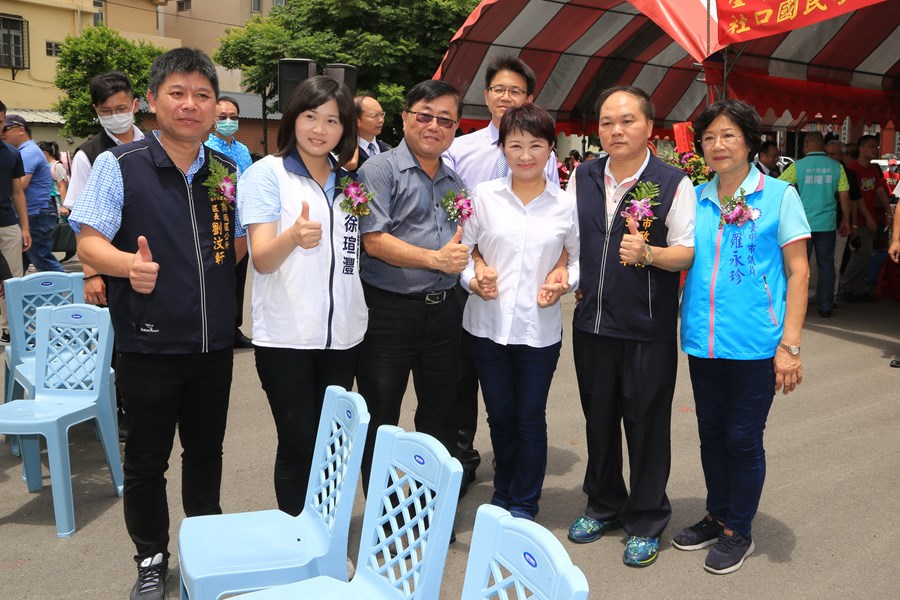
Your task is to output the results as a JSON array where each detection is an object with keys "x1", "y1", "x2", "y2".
[
  {"x1": 106, "y1": 135, "x2": 238, "y2": 353},
  {"x1": 573, "y1": 155, "x2": 686, "y2": 342},
  {"x1": 75, "y1": 131, "x2": 119, "y2": 166}
]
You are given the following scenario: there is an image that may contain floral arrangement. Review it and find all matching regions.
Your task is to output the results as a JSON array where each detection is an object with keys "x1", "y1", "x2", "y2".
[
  {"x1": 719, "y1": 188, "x2": 761, "y2": 228},
  {"x1": 203, "y1": 160, "x2": 236, "y2": 206},
  {"x1": 662, "y1": 150, "x2": 712, "y2": 185},
  {"x1": 441, "y1": 188, "x2": 474, "y2": 225},
  {"x1": 338, "y1": 176, "x2": 373, "y2": 217},
  {"x1": 620, "y1": 181, "x2": 661, "y2": 224}
]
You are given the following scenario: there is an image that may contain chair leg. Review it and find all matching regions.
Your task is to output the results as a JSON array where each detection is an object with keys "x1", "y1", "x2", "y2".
[
  {"x1": 95, "y1": 410, "x2": 124, "y2": 496},
  {"x1": 45, "y1": 427, "x2": 77, "y2": 538},
  {"x1": 20, "y1": 434, "x2": 43, "y2": 492},
  {"x1": 5, "y1": 361, "x2": 21, "y2": 457}
]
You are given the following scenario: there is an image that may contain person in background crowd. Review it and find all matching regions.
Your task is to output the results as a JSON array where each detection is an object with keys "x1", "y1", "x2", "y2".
[
  {"x1": 884, "y1": 159, "x2": 899, "y2": 194},
  {"x1": 676, "y1": 98, "x2": 809, "y2": 576},
  {"x1": 1, "y1": 114, "x2": 61, "y2": 273},
  {"x1": 825, "y1": 139, "x2": 862, "y2": 305},
  {"x1": 69, "y1": 48, "x2": 246, "y2": 600},
  {"x1": 355, "y1": 95, "x2": 390, "y2": 168},
  {"x1": 205, "y1": 95, "x2": 254, "y2": 349},
  {"x1": 38, "y1": 141, "x2": 69, "y2": 216},
  {"x1": 566, "y1": 86, "x2": 695, "y2": 569},
  {"x1": 237, "y1": 76, "x2": 365, "y2": 516},
  {"x1": 754, "y1": 140, "x2": 781, "y2": 177}
]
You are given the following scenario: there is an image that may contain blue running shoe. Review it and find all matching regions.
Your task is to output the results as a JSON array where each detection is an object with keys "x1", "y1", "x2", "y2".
[
  {"x1": 567, "y1": 514, "x2": 622, "y2": 543},
  {"x1": 623, "y1": 536, "x2": 659, "y2": 567}
]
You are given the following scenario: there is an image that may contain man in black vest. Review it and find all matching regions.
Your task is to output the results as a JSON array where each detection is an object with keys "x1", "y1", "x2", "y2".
[
  {"x1": 70, "y1": 48, "x2": 246, "y2": 600},
  {"x1": 566, "y1": 86, "x2": 695, "y2": 568}
]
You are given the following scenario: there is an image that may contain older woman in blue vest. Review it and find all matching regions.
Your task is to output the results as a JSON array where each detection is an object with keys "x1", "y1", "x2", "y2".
[{"x1": 675, "y1": 99, "x2": 810, "y2": 575}]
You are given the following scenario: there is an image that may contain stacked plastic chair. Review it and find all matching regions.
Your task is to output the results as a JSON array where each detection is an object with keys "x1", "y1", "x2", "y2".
[
  {"x1": 0, "y1": 304, "x2": 122, "y2": 537},
  {"x1": 178, "y1": 386, "x2": 370, "y2": 599},
  {"x1": 237, "y1": 425, "x2": 463, "y2": 600}
]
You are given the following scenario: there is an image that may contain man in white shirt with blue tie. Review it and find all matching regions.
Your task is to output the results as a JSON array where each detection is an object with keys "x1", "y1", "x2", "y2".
[
  {"x1": 442, "y1": 55, "x2": 559, "y2": 496},
  {"x1": 355, "y1": 95, "x2": 390, "y2": 168}
]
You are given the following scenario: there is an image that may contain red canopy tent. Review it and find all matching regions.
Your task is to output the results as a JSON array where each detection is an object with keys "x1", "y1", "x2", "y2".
[{"x1": 434, "y1": 0, "x2": 899, "y2": 140}]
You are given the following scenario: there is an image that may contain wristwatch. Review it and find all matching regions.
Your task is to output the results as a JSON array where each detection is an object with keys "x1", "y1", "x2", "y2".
[{"x1": 778, "y1": 342, "x2": 801, "y2": 356}]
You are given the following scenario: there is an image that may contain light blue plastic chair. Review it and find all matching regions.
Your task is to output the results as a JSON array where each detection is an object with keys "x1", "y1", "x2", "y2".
[
  {"x1": 2, "y1": 272, "x2": 84, "y2": 456},
  {"x1": 0, "y1": 304, "x2": 122, "y2": 538},
  {"x1": 236, "y1": 425, "x2": 463, "y2": 600},
  {"x1": 178, "y1": 386, "x2": 371, "y2": 600},
  {"x1": 460, "y1": 505, "x2": 589, "y2": 600}
]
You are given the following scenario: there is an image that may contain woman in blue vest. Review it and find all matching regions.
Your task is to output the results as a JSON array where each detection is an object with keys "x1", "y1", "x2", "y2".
[{"x1": 674, "y1": 99, "x2": 810, "y2": 575}]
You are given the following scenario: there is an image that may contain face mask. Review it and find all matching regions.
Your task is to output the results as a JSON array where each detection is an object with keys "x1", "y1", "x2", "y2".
[
  {"x1": 98, "y1": 111, "x2": 135, "y2": 135},
  {"x1": 216, "y1": 119, "x2": 239, "y2": 138}
]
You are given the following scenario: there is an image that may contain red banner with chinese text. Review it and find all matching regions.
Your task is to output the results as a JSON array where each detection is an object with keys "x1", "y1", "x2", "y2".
[
  {"x1": 673, "y1": 122, "x2": 695, "y2": 154},
  {"x1": 717, "y1": 0, "x2": 886, "y2": 45}
]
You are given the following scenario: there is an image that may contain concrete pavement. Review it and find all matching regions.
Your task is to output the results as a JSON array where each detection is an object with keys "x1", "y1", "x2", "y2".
[{"x1": 1, "y1": 276, "x2": 899, "y2": 599}]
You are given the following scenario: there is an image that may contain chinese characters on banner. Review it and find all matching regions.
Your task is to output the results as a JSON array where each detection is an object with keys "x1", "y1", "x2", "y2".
[
  {"x1": 716, "y1": 0, "x2": 885, "y2": 45},
  {"x1": 674, "y1": 122, "x2": 695, "y2": 154}
]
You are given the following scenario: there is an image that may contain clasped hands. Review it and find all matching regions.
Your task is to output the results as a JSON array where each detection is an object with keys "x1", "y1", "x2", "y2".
[{"x1": 469, "y1": 262, "x2": 570, "y2": 307}]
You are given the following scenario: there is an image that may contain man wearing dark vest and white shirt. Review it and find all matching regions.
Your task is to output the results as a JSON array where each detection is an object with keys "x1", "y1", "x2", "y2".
[
  {"x1": 754, "y1": 140, "x2": 781, "y2": 177},
  {"x1": 355, "y1": 95, "x2": 390, "y2": 168},
  {"x1": 565, "y1": 86, "x2": 695, "y2": 568}
]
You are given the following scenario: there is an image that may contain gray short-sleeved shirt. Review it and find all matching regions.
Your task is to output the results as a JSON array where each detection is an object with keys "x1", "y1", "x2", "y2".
[{"x1": 359, "y1": 139, "x2": 465, "y2": 294}]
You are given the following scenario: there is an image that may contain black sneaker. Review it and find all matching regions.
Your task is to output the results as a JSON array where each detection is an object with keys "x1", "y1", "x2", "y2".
[
  {"x1": 704, "y1": 529, "x2": 755, "y2": 575},
  {"x1": 130, "y1": 553, "x2": 168, "y2": 600},
  {"x1": 672, "y1": 515, "x2": 723, "y2": 551}
]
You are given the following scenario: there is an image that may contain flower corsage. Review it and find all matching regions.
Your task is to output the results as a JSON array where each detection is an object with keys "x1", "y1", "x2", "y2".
[
  {"x1": 338, "y1": 176, "x2": 373, "y2": 217},
  {"x1": 719, "y1": 188, "x2": 761, "y2": 228},
  {"x1": 203, "y1": 159, "x2": 236, "y2": 207},
  {"x1": 441, "y1": 188, "x2": 474, "y2": 225},
  {"x1": 619, "y1": 181, "x2": 661, "y2": 226}
]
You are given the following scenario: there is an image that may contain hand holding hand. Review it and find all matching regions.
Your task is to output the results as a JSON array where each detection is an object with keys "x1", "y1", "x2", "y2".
[
  {"x1": 291, "y1": 201, "x2": 323, "y2": 249},
  {"x1": 130, "y1": 236, "x2": 159, "y2": 294},
  {"x1": 470, "y1": 263, "x2": 498, "y2": 300},
  {"x1": 619, "y1": 220, "x2": 647, "y2": 265},
  {"x1": 538, "y1": 266, "x2": 570, "y2": 307},
  {"x1": 434, "y1": 226, "x2": 469, "y2": 274}
]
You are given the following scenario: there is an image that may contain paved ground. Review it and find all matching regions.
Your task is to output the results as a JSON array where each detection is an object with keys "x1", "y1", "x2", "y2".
[{"x1": 1, "y1": 263, "x2": 899, "y2": 599}]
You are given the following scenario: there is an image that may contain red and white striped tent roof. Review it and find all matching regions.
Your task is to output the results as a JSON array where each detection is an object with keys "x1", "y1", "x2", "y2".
[{"x1": 434, "y1": 0, "x2": 900, "y2": 134}]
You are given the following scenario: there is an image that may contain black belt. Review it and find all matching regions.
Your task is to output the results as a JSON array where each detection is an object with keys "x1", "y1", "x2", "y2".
[{"x1": 366, "y1": 284, "x2": 453, "y2": 305}]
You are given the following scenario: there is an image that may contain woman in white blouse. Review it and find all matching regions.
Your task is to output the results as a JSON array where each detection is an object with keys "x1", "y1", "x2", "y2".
[{"x1": 463, "y1": 103, "x2": 579, "y2": 520}]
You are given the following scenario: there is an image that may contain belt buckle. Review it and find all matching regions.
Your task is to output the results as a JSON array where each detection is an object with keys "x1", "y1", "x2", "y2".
[{"x1": 425, "y1": 291, "x2": 445, "y2": 305}]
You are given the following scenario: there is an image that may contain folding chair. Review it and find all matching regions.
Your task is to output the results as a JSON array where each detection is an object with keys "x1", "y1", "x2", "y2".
[
  {"x1": 0, "y1": 304, "x2": 122, "y2": 537},
  {"x1": 460, "y1": 505, "x2": 589, "y2": 600},
  {"x1": 178, "y1": 386, "x2": 370, "y2": 599},
  {"x1": 236, "y1": 425, "x2": 463, "y2": 600}
]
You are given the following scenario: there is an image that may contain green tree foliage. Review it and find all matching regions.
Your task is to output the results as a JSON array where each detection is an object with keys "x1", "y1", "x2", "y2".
[
  {"x1": 53, "y1": 25, "x2": 164, "y2": 139},
  {"x1": 214, "y1": 0, "x2": 478, "y2": 146}
]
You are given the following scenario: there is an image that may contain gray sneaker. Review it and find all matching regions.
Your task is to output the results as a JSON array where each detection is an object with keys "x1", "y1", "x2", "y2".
[
  {"x1": 672, "y1": 515, "x2": 723, "y2": 551},
  {"x1": 704, "y1": 530, "x2": 755, "y2": 575},
  {"x1": 130, "y1": 553, "x2": 168, "y2": 600}
]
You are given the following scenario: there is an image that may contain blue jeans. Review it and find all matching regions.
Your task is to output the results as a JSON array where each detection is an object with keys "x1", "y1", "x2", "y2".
[
  {"x1": 688, "y1": 356, "x2": 775, "y2": 539},
  {"x1": 808, "y1": 231, "x2": 836, "y2": 311},
  {"x1": 24, "y1": 213, "x2": 64, "y2": 272},
  {"x1": 470, "y1": 336, "x2": 561, "y2": 519}
]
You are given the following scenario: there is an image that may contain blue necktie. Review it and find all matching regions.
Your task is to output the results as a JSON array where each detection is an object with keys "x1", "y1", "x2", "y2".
[{"x1": 368, "y1": 142, "x2": 378, "y2": 157}]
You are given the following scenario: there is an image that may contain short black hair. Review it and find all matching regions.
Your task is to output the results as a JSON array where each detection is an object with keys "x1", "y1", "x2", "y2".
[
  {"x1": 498, "y1": 103, "x2": 556, "y2": 148},
  {"x1": 804, "y1": 131, "x2": 825, "y2": 148},
  {"x1": 759, "y1": 140, "x2": 779, "y2": 155},
  {"x1": 148, "y1": 48, "x2": 219, "y2": 98},
  {"x1": 89, "y1": 71, "x2": 134, "y2": 106},
  {"x1": 484, "y1": 55, "x2": 537, "y2": 96},
  {"x1": 38, "y1": 140, "x2": 61, "y2": 160},
  {"x1": 857, "y1": 134, "x2": 878, "y2": 147},
  {"x1": 404, "y1": 80, "x2": 461, "y2": 120},
  {"x1": 693, "y1": 98, "x2": 762, "y2": 162},
  {"x1": 275, "y1": 75, "x2": 357, "y2": 170},
  {"x1": 596, "y1": 85, "x2": 655, "y2": 121},
  {"x1": 217, "y1": 95, "x2": 240, "y2": 114}
]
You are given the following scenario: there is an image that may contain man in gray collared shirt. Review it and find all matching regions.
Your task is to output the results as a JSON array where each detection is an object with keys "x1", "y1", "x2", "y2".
[{"x1": 357, "y1": 80, "x2": 469, "y2": 491}]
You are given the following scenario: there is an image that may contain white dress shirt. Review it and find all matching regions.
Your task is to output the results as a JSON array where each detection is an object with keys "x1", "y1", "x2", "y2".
[
  {"x1": 64, "y1": 126, "x2": 144, "y2": 209},
  {"x1": 462, "y1": 176, "x2": 580, "y2": 348},
  {"x1": 443, "y1": 122, "x2": 559, "y2": 189}
]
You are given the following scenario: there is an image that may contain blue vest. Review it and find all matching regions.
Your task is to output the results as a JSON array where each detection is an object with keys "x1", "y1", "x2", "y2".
[
  {"x1": 573, "y1": 155, "x2": 686, "y2": 342},
  {"x1": 681, "y1": 176, "x2": 794, "y2": 360},
  {"x1": 107, "y1": 134, "x2": 238, "y2": 354}
]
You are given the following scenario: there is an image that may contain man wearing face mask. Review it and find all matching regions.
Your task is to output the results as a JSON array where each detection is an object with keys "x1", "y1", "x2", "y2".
[{"x1": 205, "y1": 96, "x2": 253, "y2": 348}]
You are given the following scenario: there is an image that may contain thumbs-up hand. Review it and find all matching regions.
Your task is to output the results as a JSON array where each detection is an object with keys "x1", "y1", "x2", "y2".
[
  {"x1": 291, "y1": 201, "x2": 323, "y2": 249},
  {"x1": 130, "y1": 235, "x2": 160, "y2": 294},
  {"x1": 619, "y1": 219, "x2": 648, "y2": 266},
  {"x1": 470, "y1": 262, "x2": 499, "y2": 300},
  {"x1": 434, "y1": 226, "x2": 469, "y2": 274}
]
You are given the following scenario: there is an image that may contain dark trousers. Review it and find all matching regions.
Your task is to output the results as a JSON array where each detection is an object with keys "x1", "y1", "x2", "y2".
[
  {"x1": 254, "y1": 344, "x2": 360, "y2": 516},
  {"x1": 23, "y1": 213, "x2": 64, "y2": 273},
  {"x1": 235, "y1": 254, "x2": 249, "y2": 331},
  {"x1": 688, "y1": 355, "x2": 775, "y2": 539},
  {"x1": 454, "y1": 284, "x2": 481, "y2": 471},
  {"x1": 118, "y1": 349, "x2": 233, "y2": 562},
  {"x1": 471, "y1": 336, "x2": 560, "y2": 518},
  {"x1": 808, "y1": 231, "x2": 836, "y2": 312},
  {"x1": 572, "y1": 329, "x2": 677, "y2": 538},
  {"x1": 356, "y1": 283, "x2": 460, "y2": 494}
]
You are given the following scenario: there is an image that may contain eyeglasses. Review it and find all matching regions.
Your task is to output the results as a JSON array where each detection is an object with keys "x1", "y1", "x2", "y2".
[
  {"x1": 2, "y1": 124, "x2": 21, "y2": 132},
  {"x1": 96, "y1": 106, "x2": 134, "y2": 117},
  {"x1": 216, "y1": 116, "x2": 239, "y2": 121},
  {"x1": 486, "y1": 86, "x2": 526, "y2": 99},
  {"x1": 700, "y1": 133, "x2": 744, "y2": 148},
  {"x1": 406, "y1": 110, "x2": 457, "y2": 129},
  {"x1": 365, "y1": 111, "x2": 386, "y2": 120}
]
